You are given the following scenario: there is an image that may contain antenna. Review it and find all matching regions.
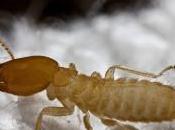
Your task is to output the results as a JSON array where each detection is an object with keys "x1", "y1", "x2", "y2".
[{"x1": 0, "y1": 38, "x2": 15, "y2": 60}]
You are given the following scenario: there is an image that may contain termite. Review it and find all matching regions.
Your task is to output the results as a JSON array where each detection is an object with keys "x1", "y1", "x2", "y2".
[{"x1": 0, "y1": 38, "x2": 175, "y2": 130}]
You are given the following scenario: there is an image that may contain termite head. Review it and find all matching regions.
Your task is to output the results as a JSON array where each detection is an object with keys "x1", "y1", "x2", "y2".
[{"x1": 0, "y1": 56, "x2": 59, "y2": 96}]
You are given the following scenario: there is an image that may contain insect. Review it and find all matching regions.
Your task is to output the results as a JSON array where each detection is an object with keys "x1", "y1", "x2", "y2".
[{"x1": 0, "y1": 38, "x2": 175, "y2": 130}]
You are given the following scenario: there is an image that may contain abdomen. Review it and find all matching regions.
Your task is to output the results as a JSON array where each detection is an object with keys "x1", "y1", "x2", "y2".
[
  {"x1": 69, "y1": 76, "x2": 175, "y2": 122},
  {"x1": 96, "y1": 79, "x2": 175, "y2": 122}
]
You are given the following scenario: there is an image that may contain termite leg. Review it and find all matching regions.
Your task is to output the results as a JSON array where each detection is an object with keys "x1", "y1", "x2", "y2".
[
  {"x1": 154, "y1": 65, "x2": 175, "y2": 78},
  {"x1": 100, "y1": 118, "x2": 118, "y2": 126},
  {"x1": 0, "y1": 38, "x2": 15, "y2": 60},
  {"x1": 35, "y1": 99, "x2": 74, "y2": 130},
  {"x1": 83, "y1": 112, "x2": 93, "y2": 130},
  {"x1": 105, "y1": 65, "x2": 157, "y2": 80},
  {"x1": 101, "y1": 118, "x2": 138, "y2": 130}
]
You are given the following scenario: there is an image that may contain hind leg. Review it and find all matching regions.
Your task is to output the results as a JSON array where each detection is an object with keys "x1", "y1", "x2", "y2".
[
  {"x1": 101, "y1": 118, "x2": 138, "y2": 130},
  {"x1": 105, "y1": 65, "x2": 156, "y2": 80},
  {"x1": 105, "y1": 65, "x2": 174, "y2": 79},
  {"x1": 154, "y1": 65, "x2": 175, "y2": 78}
]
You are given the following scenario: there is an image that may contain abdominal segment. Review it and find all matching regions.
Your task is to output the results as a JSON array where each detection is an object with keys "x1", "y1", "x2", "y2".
[{"x1": 94, "y1": 80, "x2": 175, "y2": 122}]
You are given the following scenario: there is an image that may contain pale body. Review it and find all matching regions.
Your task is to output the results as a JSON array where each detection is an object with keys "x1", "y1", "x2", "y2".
[
  {"x1": 52, "y1": 73, "x2": 175, "y2": 122},
  {"x1": 0, "y1": 56, "x2": 175, "y2": 130},
  {"x1": 1, "y1": 38, "x2": 174, "y2": 130}
]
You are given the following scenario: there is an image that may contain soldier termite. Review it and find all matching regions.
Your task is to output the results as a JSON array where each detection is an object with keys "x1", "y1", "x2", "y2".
[{"x1": 0, "y1": 38, "x2": 175, "y2": 130}]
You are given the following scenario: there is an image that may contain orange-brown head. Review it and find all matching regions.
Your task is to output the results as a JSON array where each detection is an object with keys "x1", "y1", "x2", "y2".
[{"x1": 0, "y1": 56, "x2": 58, "y2": 96}]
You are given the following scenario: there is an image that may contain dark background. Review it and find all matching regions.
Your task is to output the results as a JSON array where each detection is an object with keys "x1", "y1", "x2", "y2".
[{"x1": 0, "y1": 0, "x2": 152, "y2": 22}]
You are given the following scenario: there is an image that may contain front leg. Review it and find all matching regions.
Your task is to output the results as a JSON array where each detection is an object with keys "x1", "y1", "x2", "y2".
[{"x1": 35, "y1": 99, "x2": 74, "y2": 130}]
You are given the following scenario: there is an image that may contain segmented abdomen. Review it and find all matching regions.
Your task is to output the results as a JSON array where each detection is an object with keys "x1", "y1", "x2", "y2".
[
  {"x1": 97, "y1": 79, "x2": 175, "y2": 122},
  {"x1": 69, "y1": 75, "x2": 175, "y2": 122}
]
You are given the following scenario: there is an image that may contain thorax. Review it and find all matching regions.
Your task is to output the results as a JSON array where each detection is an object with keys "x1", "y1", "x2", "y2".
[{"x1": 67, "y1": 74, "x2": 104, "y2": 113}]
